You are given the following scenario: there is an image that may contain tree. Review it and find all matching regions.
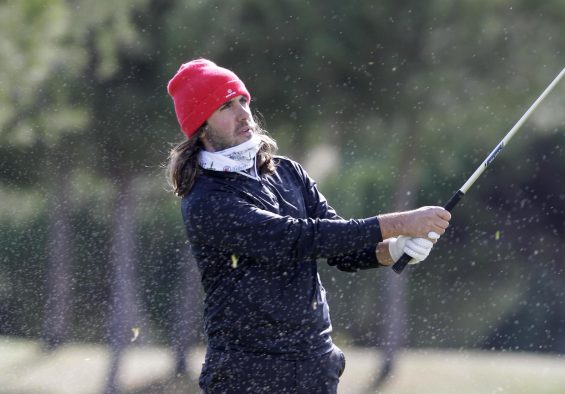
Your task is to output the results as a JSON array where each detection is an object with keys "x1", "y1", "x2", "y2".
[{"x1": 0, "y1": 0, "x2": 91, "y2": 348}]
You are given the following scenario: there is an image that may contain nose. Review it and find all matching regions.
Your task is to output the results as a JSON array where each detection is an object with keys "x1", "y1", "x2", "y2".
[{"x1": 235, "y1": 101, "x2": 251, "y2": 121}]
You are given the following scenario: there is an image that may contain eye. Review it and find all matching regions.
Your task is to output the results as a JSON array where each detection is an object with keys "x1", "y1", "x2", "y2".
[{"x1": 220, "y1": 101, "x2": 232, "y2": 110}]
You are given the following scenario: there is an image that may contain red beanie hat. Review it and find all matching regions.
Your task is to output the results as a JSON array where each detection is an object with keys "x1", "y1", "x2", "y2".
[{"x1": 167, "y1": 59, "x2": 251, "y2": 138}]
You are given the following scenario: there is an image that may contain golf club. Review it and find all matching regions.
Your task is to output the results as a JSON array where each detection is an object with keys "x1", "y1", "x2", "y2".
[{"x1": 393, "y1": 67, "x2": 565, "y2": 274}]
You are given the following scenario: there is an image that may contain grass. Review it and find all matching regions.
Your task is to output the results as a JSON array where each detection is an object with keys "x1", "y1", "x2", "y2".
[{"x1": 1, "y1": 336, "x2": 565, "y2": 394}]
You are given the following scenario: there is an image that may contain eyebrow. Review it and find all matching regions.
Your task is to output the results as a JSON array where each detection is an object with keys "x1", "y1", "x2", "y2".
[{"x1": 221, "y1": 96, "x2": 247, "y2": 107}]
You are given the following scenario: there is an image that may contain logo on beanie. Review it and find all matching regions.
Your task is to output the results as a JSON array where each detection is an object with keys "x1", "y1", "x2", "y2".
[{"x1": 225, "y1": 89, "x2": 236, "y2": 98}]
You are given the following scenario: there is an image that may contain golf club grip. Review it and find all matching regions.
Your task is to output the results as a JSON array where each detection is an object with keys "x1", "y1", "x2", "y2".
[
  {"x1": 392, "y1": 190, "x2": 466, "y2": 274},
  {"x1": 391, "y1": 253, "x2": 413, "y2": 274},
  {"x1": 443, "y1": 190, "x2": 465, "y2": 212}
]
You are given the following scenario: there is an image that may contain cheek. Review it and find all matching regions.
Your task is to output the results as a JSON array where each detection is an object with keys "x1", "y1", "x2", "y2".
[
  {"x1": 208, "y1": 112, "x2": 235, "y2": 131},
  {"x1": 219, "y1": 117, "x2": 235, "y2": 130}
]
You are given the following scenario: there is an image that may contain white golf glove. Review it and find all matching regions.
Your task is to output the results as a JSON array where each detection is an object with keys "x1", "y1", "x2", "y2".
[{"x1": 388, "y1": 236, "x2": 434, "y2": 265}]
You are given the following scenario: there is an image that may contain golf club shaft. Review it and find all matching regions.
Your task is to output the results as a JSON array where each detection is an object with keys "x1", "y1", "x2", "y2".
[{"x1": 392, "y1": 67, "x2": 565, "y2": 274}]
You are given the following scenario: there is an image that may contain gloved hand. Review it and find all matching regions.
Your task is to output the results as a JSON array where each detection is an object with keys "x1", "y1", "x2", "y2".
[{"x1": 388, "y1": 236, "x2": 434, "y2": 265}]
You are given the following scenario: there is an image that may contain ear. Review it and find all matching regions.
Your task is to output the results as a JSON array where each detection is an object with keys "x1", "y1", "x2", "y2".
[{"x1": 199, "y1": 123, "x2": 208, "y2": 137}]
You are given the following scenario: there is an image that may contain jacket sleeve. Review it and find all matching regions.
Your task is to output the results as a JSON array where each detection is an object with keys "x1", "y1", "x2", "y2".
[
  {"x1": 182, "y1": 189, "x2": 382, "y2": 264},
  {"x1": 293, "y1": 162, "x2": 383, "y2": 272}
]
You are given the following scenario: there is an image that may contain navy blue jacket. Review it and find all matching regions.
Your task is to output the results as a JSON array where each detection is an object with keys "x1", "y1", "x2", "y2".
[{"x1": 182, "y1": 156, "x2": 383, "y2": 359}]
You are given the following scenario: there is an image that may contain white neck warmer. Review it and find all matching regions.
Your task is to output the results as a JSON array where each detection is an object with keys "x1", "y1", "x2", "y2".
[{"x1": 198, "y1": 133, "x2": 261, "y2": 180}]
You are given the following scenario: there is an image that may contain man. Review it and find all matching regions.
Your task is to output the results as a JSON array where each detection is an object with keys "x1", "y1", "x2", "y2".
[{"x1": 166, "y1": 58, "x2": 451, "y2": 393}]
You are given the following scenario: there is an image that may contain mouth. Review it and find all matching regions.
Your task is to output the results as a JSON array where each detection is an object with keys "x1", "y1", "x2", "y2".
[{"x1": 237, "y1": 125, "x2": 253, "y2": 135}]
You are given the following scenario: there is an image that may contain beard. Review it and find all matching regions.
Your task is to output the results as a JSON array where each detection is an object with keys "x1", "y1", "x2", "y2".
[{"x1": 203, "y1": 121, "x2": 256, "y2": 152}]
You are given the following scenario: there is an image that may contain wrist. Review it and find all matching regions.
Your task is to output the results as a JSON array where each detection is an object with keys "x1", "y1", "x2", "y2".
[
  {"x1": 375, "y1": 240, "x2": 395, "y2": 266},
  {"x1": 377, "y1": 212, "x2": 407, "y2": 240}
]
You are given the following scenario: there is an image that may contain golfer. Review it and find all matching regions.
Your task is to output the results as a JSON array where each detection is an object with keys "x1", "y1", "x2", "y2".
[{"x1": 166, "y1": 58, "x2": 451, "y2": 393}]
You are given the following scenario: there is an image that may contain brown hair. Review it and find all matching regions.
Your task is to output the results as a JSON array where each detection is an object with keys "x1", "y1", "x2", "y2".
[{"x1": 166, "y1": 122, "x2": 278, "y2": 197}]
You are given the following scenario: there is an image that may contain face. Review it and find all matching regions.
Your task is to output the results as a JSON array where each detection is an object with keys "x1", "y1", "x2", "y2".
[{"x1": 200, "y1": 95, "x2": 255, "y2": 152}]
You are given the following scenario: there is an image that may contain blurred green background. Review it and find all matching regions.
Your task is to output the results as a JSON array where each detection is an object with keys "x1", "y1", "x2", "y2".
[{"x1": 0, "y1": 0, "x2": 564, "y2": 392}]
